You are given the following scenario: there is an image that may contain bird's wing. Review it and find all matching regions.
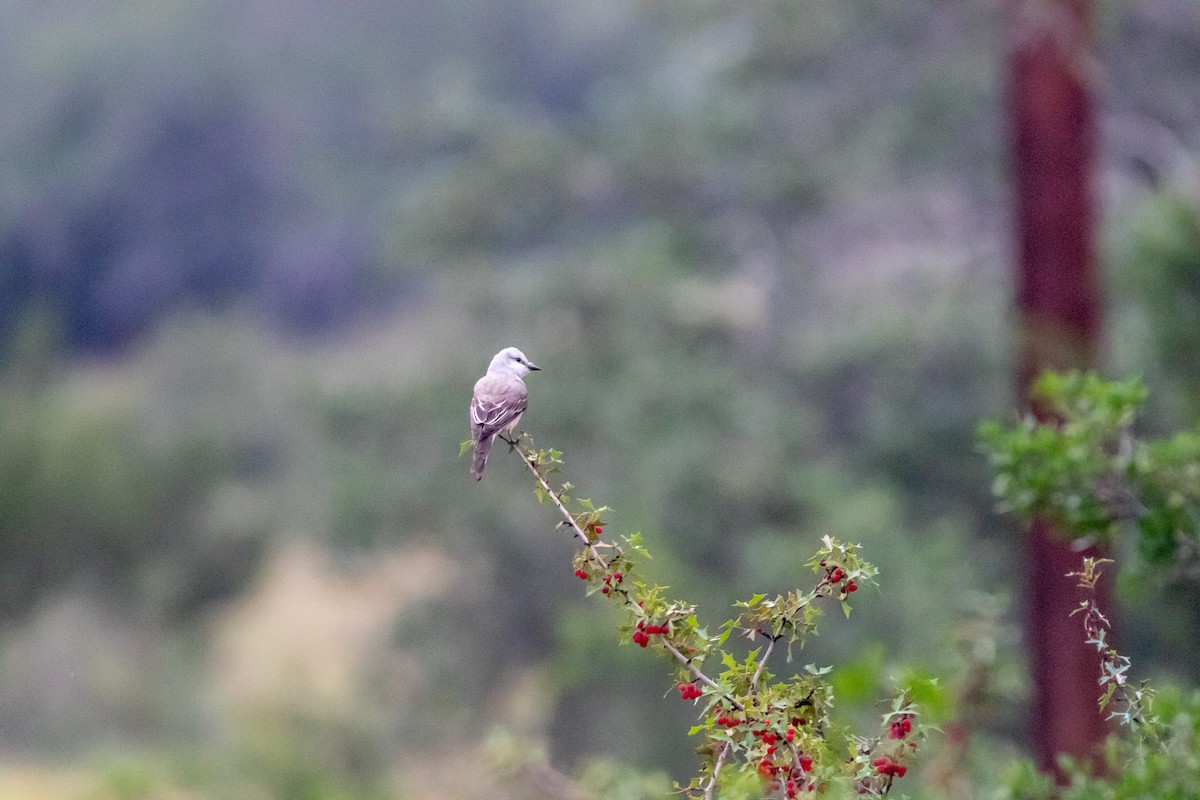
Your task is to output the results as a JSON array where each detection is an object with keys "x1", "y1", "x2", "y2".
[{"x1": 471, "y1": 375, "x2": 528, "y2": 437}]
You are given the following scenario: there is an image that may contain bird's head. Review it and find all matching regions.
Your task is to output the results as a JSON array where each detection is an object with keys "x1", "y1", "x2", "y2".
[{"x1": 490, "y1": 346, "x2": 541, "y2": 377}]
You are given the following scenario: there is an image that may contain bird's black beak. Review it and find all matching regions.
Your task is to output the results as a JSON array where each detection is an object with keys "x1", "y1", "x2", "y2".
[{"x1": 527, "y1": 362, "x2": 541, "y2": 371}]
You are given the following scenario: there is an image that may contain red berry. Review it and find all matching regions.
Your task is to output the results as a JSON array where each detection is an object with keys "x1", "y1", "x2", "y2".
[
  {"x1": 799, "y1": 756, "x2": 813, "y2": 772},
  {"x1": 786, "y1": 727, "x2": 795, "y2": 742},
  {"x1": 601, "y1": 586, "x2": 610, "y2": 595},
  {"x1": 574, "y1": 569, "x2": 588, "y2": 580},
  {"x1": 871, "y1": 756, "x2": 905, "y2": 777},
  {"x1": 902, "y1": 718, "x2": 912, "y2": 733},
  {"x1": 829, "y1": 568, "x2": 843, "y2": 583},
  {"x1": 613, "y1": 572, "x2": 623, "y2": 582},
  {"x1": 845, "y1": 580, "x2": 858, "y2": 593},
  {"x1": 594, "y1": 526, "x2": 602, "y2": 534}
]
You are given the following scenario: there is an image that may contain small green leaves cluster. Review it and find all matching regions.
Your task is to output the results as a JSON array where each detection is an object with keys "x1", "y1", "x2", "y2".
[
  {"x1": 978, "y1": 370, "x2": 1200, "y2": 567},
  {"x1": 735, "y1": 537, "x2": 877, "y2": 656},
  {"x1": 500, "y1": 433, "x2": 923, "y2": 798}
]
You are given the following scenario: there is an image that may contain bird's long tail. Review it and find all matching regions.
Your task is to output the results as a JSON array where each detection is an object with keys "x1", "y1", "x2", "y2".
[{"x1": 470, "y1": 434, "x2": 493, "y2": 480}]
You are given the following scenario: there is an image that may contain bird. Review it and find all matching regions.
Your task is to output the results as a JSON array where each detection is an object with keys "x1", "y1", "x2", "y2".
[{"x1": 469, "y1": 346, "x2": 540, "y2": 479}]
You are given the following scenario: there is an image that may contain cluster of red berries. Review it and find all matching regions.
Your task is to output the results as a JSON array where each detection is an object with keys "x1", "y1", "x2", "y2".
[
  {"x1": 726, "y1": 717, "x2": 812, "y2": 797},
  {"x1": 888, "y1": 716, "x2": 913, "y2": 740},
  {"x1": 825, "y1": 565, "x2": 858, "y2": 594},
  {"x1": 872, "y1": 755, "x2": 907, "y2": 778},
  {"x1": 600, "y1": 571, "x2": 623, "y2": 595},
  {"x1": 753, "y1": 727, "x2": 779, "y2": 748},
  {"x1": 631, "y1": 618, "x2": 668, "y2": 647},
  {"x1": 758, "y1": 756, "x2": 813, "y2": 798},
  {"x1": 678, "y1": 682, "x2": 703, "y2": 700},
  {"x1": 573, "y1": 567, "x2": 625, "y2": 596}
]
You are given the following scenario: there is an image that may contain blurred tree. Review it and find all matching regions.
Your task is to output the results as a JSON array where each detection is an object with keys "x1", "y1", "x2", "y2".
[
  {"x1": 1009, "y1": 0, "x2": 1109, "y2": 777},
  {"x1": 1115, "y1": 194, "x2": 1200, "y2": 422}
]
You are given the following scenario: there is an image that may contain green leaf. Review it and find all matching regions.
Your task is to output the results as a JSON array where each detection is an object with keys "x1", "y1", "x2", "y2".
[{"x1": 459, "y1": 439, "x2": 474, "y2": 457}]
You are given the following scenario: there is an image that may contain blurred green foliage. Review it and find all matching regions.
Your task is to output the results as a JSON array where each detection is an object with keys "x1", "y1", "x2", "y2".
[
  {"x1": 979, "y1": 371, "x2": 1200, "y2": 569},
  {"x1": 1111, "y1": 193, "x2": 1200, "y2": 426},
  {"x1": 0, "y1": 0, "x2": 1197, "y2": 797},
  {"x1": 998, "y1": 690, "x2": 1200, "y2": 800},
  {"x1": 0, "y1": 319, "x2": 266, "y2": 620}
]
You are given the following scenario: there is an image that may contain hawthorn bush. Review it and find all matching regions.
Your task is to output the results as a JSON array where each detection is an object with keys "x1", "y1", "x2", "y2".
[
  {"x1": 463, "y1": 434, "x2": 927, "y2": 798},
  {"x1": 466, "y1": 371, "x2": 1200, "y2": 798}
]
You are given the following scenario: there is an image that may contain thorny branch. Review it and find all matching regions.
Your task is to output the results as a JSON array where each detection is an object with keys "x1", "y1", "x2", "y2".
[
  {"x1": 508, "y1": 433, "x2": 733, "y2": 701},
  {"x1": 751, "y1": 636, "x2": 777, "y2": 687},
  {"x1": 497, "y1": 431, "x2": 901, "y2": 797},
  {"x1": 704, "y1": 744, "x2": 729, "y2": 800}
]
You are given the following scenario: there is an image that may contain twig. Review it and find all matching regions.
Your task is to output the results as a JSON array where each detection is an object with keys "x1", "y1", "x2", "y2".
[
  {"x1": 704, "y1": 743, "x2": 729, "y2": 800},
  {"x1": 512, "y1": 436, "x2": 611, "y2": 569},
  {"x1": 663, "y1": 639, "x2": 727, "y2": 696},
  {"x1": 509, "y1": 436, "x2": 737, "y2": 707},
  {"x1": 751, "y1": 636, "x2": 776, "y2": 687}
]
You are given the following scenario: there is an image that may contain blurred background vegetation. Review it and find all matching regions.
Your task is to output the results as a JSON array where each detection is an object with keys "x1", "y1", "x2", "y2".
[{"x1": 1, "y1": 0, "x2": 1199, "y2": 797}]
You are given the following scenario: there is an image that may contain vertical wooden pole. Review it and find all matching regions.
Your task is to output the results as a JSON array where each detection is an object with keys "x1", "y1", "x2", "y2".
[{"x1": 1008, "y1": 0, "x2": 1111, "y2": 776}]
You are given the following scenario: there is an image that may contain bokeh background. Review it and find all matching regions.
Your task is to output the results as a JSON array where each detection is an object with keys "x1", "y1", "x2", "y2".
[{"x1": 2, "y1": 1, "x2": 1199, "y2": 797}]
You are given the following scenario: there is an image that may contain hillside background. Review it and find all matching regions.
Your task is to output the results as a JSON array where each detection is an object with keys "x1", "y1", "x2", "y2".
[{"x1": 2, "y1": 1, "x2": 1200, "y2": 797}]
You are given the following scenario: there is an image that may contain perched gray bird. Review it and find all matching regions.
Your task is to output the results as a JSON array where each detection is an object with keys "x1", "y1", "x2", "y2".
[{"x1": 469, "y1": 346, "x2": 540, "y2": 479}]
